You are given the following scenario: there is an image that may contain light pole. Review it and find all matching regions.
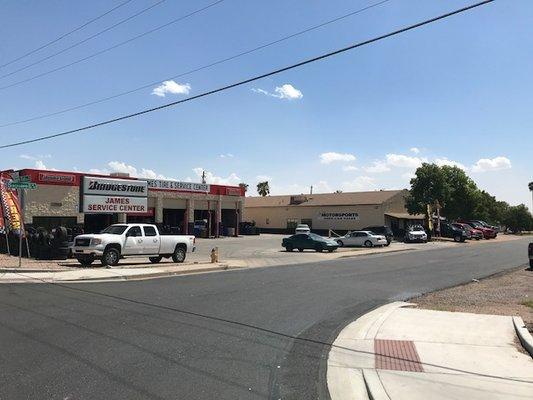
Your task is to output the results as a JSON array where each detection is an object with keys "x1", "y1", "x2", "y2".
[{"x1": 529, "y1": 181, "x2": 533, "y2": 211}]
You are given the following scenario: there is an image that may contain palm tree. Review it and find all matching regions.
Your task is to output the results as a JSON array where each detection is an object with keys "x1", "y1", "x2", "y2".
[
  {"x1": 257, "y1": 181, "x2": 270, "y2": 197},
  {"x1": 239, "y1": 183, "x2": 249, "y2": 193}
]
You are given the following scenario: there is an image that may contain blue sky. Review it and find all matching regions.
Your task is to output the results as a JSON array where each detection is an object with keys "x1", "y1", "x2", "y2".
[{"x1": 0, "y1": 0, "x2": 531, "y2": 206}]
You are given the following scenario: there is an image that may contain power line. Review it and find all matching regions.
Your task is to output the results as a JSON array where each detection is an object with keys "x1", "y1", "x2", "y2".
[
  {"x1": 0, "y1": 0, "x2": 166, "y2": 81},
  {"x1": 0, "y1": 0, "x2": 391, "y2": 128},
  {"x1": 0, "y1": 0, "x2": 494, "y2": 150},
  {"x1": 0, "y1": 0, "x2": 135, "y2": 70},
  {"x1": 0, "y1": 0, "x2": 225, "y2": 91}
]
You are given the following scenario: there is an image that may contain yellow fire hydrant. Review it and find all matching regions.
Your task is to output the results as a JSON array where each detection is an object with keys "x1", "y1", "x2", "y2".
[{"x1": 210, "y1": 247, "x2": 219, "y2": 263}]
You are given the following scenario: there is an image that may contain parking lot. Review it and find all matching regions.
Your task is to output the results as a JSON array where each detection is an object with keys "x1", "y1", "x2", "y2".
[{"x1": 0, "y1": 233, "x2": 524, "y2": 271}]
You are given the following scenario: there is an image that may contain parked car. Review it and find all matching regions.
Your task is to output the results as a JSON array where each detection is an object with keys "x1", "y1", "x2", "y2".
[
  {"x1": 529, "y1": 242, "x2": 533, "y2": 268},
  {"x1": 282, "y1": 233, "x2": 339, "y2": 252},
  {"x1": 470, "y1": 220, "x2": 499, "y2": 233},
  {"x1": 458, "y1": 220, "x2": 497, "y2": 239},
  {"x1": 404, "y1": 225, "x2": 428, "y2": 243},
  {"x1": 361, "y1": 225, "x2": 393, "y2": 245},
  {"x1": 71, "y1": 224, "x2": 196, "y2": 267},
  {"x1": 453, "y1": 222, "x2": 482, "y2": 240},
  {"x1": 440, "y1": 222, "x2": 468, "y2": 242},
  {"x1": 295, "y1": 224, "x2": 311, "y2": 234},
  {"x1": 336, "y1": 230, "x2": 388, "y2": 247}
]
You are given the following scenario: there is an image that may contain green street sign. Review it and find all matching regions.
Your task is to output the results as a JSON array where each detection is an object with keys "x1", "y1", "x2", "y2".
[
  {"x1": 18, "y1": 176, "x2": 31, "y2": 182},
  {"x1": 7, "y1": 182, "x2": 37, "y2": 190}
]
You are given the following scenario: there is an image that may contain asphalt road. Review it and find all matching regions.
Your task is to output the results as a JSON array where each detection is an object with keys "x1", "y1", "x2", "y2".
[{"x1": 0, "y1": 237, "x2": 529, "y2": 400}]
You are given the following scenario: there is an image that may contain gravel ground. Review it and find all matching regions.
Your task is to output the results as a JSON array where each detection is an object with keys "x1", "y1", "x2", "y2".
[{"x1": 415, "y1": 267, "x2": 533, "y2": 334}]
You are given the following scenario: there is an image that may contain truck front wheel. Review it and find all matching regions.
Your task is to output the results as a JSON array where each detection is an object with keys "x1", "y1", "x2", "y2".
[
  {"x1": 102, "y1": 247, "x2": 120, "y2": 267},
  {"x1": 172, "y1": 246, "x2": 186, "y2": 263}
]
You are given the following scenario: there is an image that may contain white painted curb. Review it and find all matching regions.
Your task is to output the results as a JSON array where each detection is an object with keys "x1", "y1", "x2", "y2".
[
  {"x1": 327, "y1": 302, "x2": 413, "y2": 400},
  {"x1": 513, "y1": 316, "x2": 533, "y2": 357}
]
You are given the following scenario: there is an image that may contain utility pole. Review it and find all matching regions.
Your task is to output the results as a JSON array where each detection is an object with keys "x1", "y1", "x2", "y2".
[
  {"x1": 529, "y1": 182, "x2": 533, "y2": 211},
  {"x1": 310, "y1": 185, "x2": 313, "y2": 195},
  {"x1": 201, "y1": 171, "x2": 206, "y2": 184}
]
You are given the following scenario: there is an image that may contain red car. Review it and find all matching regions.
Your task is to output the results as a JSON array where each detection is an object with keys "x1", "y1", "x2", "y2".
[
  {"x1": 459, "y1": 220, "x2": 497, "y2": 239},
  {"x1": 453, "y1": 223, "x2": 483, "y2": 240}
]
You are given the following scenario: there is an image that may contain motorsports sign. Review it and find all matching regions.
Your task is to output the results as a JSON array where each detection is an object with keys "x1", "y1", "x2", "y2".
[
  {"x1": 318, "y1": 212, "x2": 360, "y2": 220},
  {"x1": 145, "y1": 179, "x2": 209, "y2": 193},
  {"x1": 82, "y1": 177, "x2": 148, "y2": 214}
]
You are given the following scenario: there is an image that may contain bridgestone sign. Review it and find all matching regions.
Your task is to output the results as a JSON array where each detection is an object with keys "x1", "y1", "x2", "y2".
[
  {"x1": 82, "y1": 176, "x2": 147, "y2": 214},
  {"x1": 83, "y1": 177, "x2": 147, "y2": 197}
]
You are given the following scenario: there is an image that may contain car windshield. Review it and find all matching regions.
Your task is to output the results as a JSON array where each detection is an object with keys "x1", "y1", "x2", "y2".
[{"x1": 101, "y1": 225, "x2": 128, "y2": 235}]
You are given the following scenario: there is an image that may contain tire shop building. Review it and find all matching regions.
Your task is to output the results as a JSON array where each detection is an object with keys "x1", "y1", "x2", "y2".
[
  {"x1": 243, "y1": 189, "x2": 425, "y2": 236},
  {"x1": 1, "y1": 168, "x2": 245, "y2": 236}
]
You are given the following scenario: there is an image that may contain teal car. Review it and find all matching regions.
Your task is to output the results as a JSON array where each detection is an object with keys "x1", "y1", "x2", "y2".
[{"x1": 282, "y1": 233, "x2": 339, "y2": 253}]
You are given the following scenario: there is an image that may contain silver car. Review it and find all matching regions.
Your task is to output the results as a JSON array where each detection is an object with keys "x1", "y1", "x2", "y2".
[{"x1": 336, "y1": 230, "x2": 388, "y2": 247}]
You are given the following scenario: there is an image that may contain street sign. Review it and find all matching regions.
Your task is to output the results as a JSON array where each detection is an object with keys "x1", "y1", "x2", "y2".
[
  {"x1": 7, "y1": 182, "x2": 37, "y2": 190},
  {"x1": 17, "y1": 176, "x2": 31, "y2": 183}
]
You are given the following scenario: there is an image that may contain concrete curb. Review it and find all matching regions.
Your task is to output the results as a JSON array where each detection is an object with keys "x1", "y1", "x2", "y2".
[
  {"x1": 362, "y1": 369, "x2": 390, "y2": 400},
  {"x1": 513, "y1": 316, "x2": 533, "y2": 358},
  {"x1": 327, "y1": 302, "x2": 412, "y2": 400},
  {"x1": 338, "y1": 248, "x2": 415, "y2": 259},
  {"x1": 0, "y1": 265, "x2": 237, "y2": 284}
]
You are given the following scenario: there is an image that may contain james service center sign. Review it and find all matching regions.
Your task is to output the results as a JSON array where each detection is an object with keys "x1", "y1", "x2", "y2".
[{"x1": 82, "y1": 177, "x2": 148, "y2": 214}]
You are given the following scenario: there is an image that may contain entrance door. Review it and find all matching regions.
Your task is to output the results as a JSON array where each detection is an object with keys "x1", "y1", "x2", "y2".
[{"x1": 123, "y1": 225, "x2": 143, "y2": 255}]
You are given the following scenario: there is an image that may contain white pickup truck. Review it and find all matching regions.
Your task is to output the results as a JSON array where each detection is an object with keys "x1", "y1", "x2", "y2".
[{"x1": 71, "y1": 223, "x2": 195, "y2": 267}]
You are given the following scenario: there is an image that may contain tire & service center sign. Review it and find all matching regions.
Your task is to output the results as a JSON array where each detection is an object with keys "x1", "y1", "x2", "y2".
[{"x1": 81, "y1": 177, "x2": 148, "y2": 214}]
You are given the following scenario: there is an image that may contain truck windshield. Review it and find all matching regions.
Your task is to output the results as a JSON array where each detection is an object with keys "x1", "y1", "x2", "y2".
[{"x1": 101, "y1": 225, "x2": 128, "y2": 235}]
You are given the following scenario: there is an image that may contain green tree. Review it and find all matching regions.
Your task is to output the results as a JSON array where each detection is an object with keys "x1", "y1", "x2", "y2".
[
  {"x1": 440, "y1": 166, "x2": 479, "y2": 220},
  {"x1": 256, "y1": 181, "x2": 270, "y2": 197},
  {"x1": 239, "y1": 183, "x2": 249, "y2": 193},
  {"x1": 502, "y1": 204, "x2": 533, "y2": 232},
  {"x1": 405, "y1": 163, "x2": 447, "y2": 217}
]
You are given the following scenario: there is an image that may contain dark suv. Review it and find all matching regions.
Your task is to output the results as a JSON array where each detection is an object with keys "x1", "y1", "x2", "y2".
[
  {"x1": 440, "y1": 222, "x2": 468, "y2": 242},
  {"x1": 361, "y1": 225, "x2": 393, "y2": 245}
]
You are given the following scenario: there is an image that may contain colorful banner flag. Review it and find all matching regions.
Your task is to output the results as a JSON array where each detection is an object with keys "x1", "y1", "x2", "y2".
[
  {"x1": 0, "y1": 174, "x2": 24, "y2": 235},
  {"x1": 0, "y1": 186, "x2": 5, "y2": 234}
]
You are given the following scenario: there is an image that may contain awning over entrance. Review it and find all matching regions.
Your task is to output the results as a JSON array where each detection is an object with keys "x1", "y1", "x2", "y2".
[{"x1": 385, "y1": 212, "x2": 425, "y2": 220}]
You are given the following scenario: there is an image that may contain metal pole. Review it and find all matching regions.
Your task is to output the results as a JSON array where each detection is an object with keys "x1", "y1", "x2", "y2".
[
  {"x1": 4, "y1": 232, "x2": 9, "y2": 255},
  {"x1": 18, "y1": 188, "x2": 22, "y2": 268}
]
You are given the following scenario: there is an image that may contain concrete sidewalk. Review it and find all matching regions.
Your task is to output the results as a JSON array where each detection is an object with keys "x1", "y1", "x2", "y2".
[
  {"x1": 328, "y1": 302, "x2": 533, "y2": 400},
  {"x1": 0, "y1": 262, "x2": 237, "y2": 283}
]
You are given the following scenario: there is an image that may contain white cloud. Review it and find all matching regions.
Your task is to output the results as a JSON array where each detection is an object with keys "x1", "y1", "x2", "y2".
[
  {"x1": 219, "y1": 153, "x2": 234, "y2": 159},
  {"x1": 255, "y1": 175, "x2": 271, "y2": 182},
  {"x1": 89, "y1": 161, "x2": 175, "y2": 180},
  {"x1": 401, "y1": 172, "x2": 416, "y2": 181},
  {"x1": 342, "y1": 165, "x2": 358, "y2": 171},
  {"x1": 314, "y1": 180, "x2": 331, "y2": 193},
  {"x1": 434, "y1": 157, "x2": 467, "y2": 170},
  {"x1": 341, "y1": 176, "x2": 376, "y2": 192},
  {"x1": 20, "y1": 154, "x2": 51, "y2": 161},
  {"x1": 385, "y1": 153, "x2": 426, "y2": 168},
  {"x1": 363, "y1": 160, "x2": 391, "y2": 173},
  {"x1": 319, "y1": 152, "x2": 356, "y2": 164},
  {"x1": 252, "y1": 83, "x2": 303, "y2": 100},
  {"x1": 410, "y1": 147, "x2": 420, "y2": 154},
  {"x1": 151, "y1": 80, "x2": 191, "y2": 97},
  {"x1": 471, "y1": 156, "x2": 512, "y2": 173},
  {"x1": 34, "y1": 160, "x2": 48, "y2": 170},
  {"x1": 192, "y1": 167, "x2": 241, "y2": 185}
]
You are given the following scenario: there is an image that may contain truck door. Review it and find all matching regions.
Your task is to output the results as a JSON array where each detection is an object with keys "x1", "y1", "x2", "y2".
[
  {"x1": 142, "y1": 226, "x2": 160, "y2": 254},
  {"x1": 124, "y1": 225, "x2": 143, "y2": 255}
]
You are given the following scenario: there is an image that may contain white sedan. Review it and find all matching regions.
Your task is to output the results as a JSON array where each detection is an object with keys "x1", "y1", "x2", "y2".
[{"x1": 335, "y1": 230, "x2": 388, "y2": 248}]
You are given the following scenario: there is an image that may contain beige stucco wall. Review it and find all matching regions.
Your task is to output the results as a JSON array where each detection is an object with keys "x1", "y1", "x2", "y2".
[
  {"x1": 23, "y1": 185, "x2": 83, "y2": 224},
  {"x1": 243, "y1": 190, "x2": 410, "y2": 231}
]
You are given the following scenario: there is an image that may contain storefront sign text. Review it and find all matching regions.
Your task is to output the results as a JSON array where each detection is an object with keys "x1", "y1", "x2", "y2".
[
  {"x1": 83, "y1": 195, "x2": 148, "y2": 213},
  {"x1": 146, "y1": 179, "x2": 209, "y2": 193},
  {"x1": 318, "y1": 212, "x2": 359, "y2": 220}
]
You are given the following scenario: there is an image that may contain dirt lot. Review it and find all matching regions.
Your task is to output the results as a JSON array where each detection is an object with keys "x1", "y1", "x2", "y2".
[{"x1": 415, "y1": 267, "x2": 533, "y2": 333}]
